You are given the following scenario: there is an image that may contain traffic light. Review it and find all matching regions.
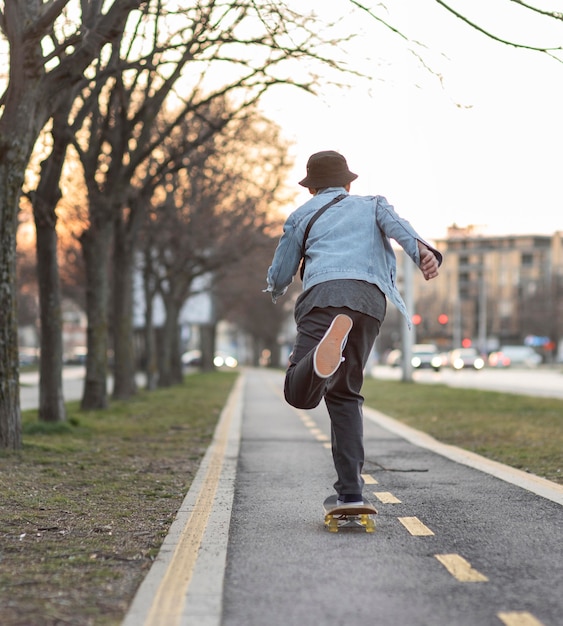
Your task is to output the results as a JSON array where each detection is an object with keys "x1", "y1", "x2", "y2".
[{"x1": 438, "y1": 314, "x2": 449, "y2": 325}]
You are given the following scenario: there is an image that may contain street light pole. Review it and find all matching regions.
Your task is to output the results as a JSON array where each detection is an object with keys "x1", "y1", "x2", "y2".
[{"x1": 402, "y1": 252, "x2": 414, "y2": 382}]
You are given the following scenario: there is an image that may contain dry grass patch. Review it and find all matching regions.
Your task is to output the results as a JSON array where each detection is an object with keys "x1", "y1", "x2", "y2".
[
  {"x1": 0, "y1": 371, "x2": 237, "y2": 626},
  {"x1": 362, "y1": 378, "x2": 562, "y2": 484}
]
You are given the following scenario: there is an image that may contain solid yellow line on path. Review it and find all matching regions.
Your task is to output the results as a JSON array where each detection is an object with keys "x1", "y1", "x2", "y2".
[
  {"x1": 373, "y1": 491, "x2": 402, "y2": 504},
  {"x1": 497, "y1": 612, "x2": 545, "y2": 626},
  {"x1": 435, "y1": 554, "x2": 489, "y2": 582},
  {"x1": 142, "y1": 377, "x2": 240, "y2": 626},
  {"x1": 362, "y1": 474, "x2": 378, "y2": 485},
  {"x1": 398, "y1": 516, "x2": 435, "y2": 536}
]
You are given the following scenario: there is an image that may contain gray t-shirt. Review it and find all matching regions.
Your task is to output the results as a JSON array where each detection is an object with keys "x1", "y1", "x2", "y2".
[{"x1": 294, "y1": 279, "x2": 386, "y2": 324}]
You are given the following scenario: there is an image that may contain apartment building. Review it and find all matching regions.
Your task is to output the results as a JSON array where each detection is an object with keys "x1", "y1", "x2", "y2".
[{"x1": 406, "y1": 226, "x2": 563, "y2": 354}]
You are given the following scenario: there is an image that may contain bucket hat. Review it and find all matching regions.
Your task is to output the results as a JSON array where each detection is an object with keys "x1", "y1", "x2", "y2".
[{"x1": 299, "y1": 150, "x2": 358, "y2": 188}]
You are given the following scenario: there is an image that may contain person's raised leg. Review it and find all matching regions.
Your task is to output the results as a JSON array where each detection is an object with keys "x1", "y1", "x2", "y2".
[{"x1": 284, "y1": 308, "x2": 353, "y2": 409}]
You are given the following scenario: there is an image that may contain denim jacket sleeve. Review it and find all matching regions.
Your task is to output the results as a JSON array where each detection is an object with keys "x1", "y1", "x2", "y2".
[
  {"x1": 376, "y1": 196, "x2": 443, "y2": 268},
  {"x1": 264, "y1": 213, "x2": 302, "y2": 302}
]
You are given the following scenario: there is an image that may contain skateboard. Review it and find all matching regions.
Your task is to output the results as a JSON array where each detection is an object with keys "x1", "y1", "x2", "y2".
[{"x1": 323, "y1": 495, "x2": 377, "y2": 533}]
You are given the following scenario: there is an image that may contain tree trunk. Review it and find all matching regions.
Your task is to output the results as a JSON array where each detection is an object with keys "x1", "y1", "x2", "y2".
[
  {"x1": 80, "y1": 220, "x2": 113, "y2": 410},
  {"x1": 158, "y1": 299, "x2": 180, "y2": 387},
  {"x1": 35, "y1": 220, "x2": 66, "y2": 422},
  {"x1": 142, "y1": 249, "x2": 158, "y2": 390},
  {"x1": 144, "y1": 310, "x2": 158, "y2": 390},
  {"x1": 200, "y1": 323, "x2": 217, "y2": 372},
  {"x1": 111, "y1": 216, "x2": 137, "y2": 400},
  {"x1": 32, "y1": 102, "x2": 72, "y2": 423},
  {"x1": 0, "y1": 156, "x2": 22, "y2": 449},
  {"x1": 0, "y1": 91, "x2": 46, "y2": 447},
  {"x1": 269, "y1": 341, "x2": 282, "y2": 369},
  {"x1": 0, "y1": 30, "x2": 49, "y2": 447}
]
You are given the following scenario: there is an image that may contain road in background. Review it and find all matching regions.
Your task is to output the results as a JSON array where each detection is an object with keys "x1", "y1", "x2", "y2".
[
  {"x1": 20, "y1": 366, "x2": 86, "y2": 410},
  {"x1": 370, "y1": 365, "x2": 563, "y2": 399},
  {"x1": 19, "y1": 364, "x2": 563, "y2": 412}
]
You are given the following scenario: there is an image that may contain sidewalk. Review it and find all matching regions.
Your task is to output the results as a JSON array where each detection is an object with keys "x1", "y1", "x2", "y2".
[{"x1": 123, "y1": 368, "x2": 563, "y2": 626}]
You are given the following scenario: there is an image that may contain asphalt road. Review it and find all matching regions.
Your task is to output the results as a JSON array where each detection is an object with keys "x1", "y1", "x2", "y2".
[
  {"x1": 371, "y1": 364, "x2": 563, "y2": 399},
  {"x1": 19, "y1": 366, "x2": 86, "y2": 410},
  {"x1": 123, "y1": 368, "x2": 563, "y2": 626},
  {"x1": 19, "y1": 366, "x2": 146, "y2": 410},
  {"x1": 19, "y1": 363, "x2": 563, "y2": 411}
]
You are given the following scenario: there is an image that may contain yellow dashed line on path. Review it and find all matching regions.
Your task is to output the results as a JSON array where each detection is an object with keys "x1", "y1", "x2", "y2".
[
  {"x1": 435, "y1": 554, "x2": 488, "y2": 582},
  {"x1": 315, "y1": 434, "x2": 330, "y2": 442},
  {"x1": 398, "y1": 516, "x2": 435, "y2": 536},
  {"x1": 362, "y1": 474, "x2": 378, "y2": 485},
  {"x1": 373, "y1": 491, "x2": 402, "y2": 504},
  {"x1": 497, "y1": 612, "x2": 545, "y2": 626}
]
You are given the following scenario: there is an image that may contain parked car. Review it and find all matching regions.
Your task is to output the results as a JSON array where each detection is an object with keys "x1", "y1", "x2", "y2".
[
  {"x1": 411, "y1": 344, "x2": 442, "y2": 371},
  {"x1": 449, "y1": 348, "x2": 485, "y2": 370},
  {"x1": 488, "y1": 345, "x2": 542, "y2": 368},
  {"x1": 384, "y1": 345, "x2": 442, "y2": 371},
  {"x1": 181, "y1": 350, "x2": 238, "y2": 369}
]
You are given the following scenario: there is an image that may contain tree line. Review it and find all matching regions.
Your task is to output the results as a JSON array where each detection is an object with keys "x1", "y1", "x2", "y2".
[
  {"x1": 0, "y1": 0, "x2": 356, "y2": 449},
  {"x1": 1, "y1": 1, "x2": 560, "y2": 450}
]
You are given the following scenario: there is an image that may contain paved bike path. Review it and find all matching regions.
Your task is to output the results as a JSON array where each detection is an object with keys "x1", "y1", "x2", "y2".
[{"x1": 123, "y1": 368, "x2": 563, "y2": 626}]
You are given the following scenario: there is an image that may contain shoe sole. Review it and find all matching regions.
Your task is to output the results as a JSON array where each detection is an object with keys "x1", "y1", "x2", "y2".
[{"x1": 313, "y1": 314, "x2": 353, "y2": 378}]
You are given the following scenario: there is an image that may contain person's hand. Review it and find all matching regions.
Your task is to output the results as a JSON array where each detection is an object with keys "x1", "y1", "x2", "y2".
[{"x1": 418, "y1": 243, "x2": 440, "y2": 281}]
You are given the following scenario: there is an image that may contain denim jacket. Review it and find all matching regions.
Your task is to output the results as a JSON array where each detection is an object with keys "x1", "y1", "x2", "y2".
[{"x1": 265, "y1": 187, "x2": 443, "y2": 325}]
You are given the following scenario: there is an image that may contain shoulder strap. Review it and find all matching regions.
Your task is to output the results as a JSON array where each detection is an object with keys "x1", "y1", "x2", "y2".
[{"x1": 299, "y1": 194, "x2": 346, "y2": 280}]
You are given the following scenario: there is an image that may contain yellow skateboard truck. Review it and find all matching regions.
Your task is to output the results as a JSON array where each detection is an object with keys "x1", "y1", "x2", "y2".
[{"x1": 323, "y1": 495, "x2": 377, "y2": 533}]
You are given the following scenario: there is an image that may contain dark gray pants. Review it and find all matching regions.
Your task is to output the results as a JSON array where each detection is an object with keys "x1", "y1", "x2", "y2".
[{"x1": 284, "y1": 306, "x2": 381, "y2": 496}]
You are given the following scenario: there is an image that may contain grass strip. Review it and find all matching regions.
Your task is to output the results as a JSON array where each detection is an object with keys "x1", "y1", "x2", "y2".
[
  {"x1": 0, "y1": 371, "x2": 237, "y2": 626},
  {"x1": 362, "y1": 378, "x2": 563, "y2": 485}
]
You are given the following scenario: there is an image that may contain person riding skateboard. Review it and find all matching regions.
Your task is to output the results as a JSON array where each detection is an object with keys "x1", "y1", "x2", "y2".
[{"x1": 265, "y1": 150, "x2": 442, "y2": 506}]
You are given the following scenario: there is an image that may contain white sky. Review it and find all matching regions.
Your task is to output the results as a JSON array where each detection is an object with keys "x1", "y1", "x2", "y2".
[{"x1": 260, "y1": 0, "x2": 563, "y2": 240}]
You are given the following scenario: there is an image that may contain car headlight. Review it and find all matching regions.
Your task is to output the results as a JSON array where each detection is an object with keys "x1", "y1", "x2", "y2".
[
  {"x1": 474, "y1": 358, "x2": 485, "y2": 370},
  {"x1": 411, "y1": 356, "x2": 422, "y2": 368},
  {"x1": 453, "y1": 358, "x2": 463, "y2": 370},
  {"x1": 431, "y1": 356, "x2": 442, "y2": 368}
]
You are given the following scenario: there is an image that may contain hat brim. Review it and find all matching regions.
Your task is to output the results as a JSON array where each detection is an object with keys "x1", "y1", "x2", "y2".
[{"x1": 299, "y1": 170, "x2": 358, "y2": 188}]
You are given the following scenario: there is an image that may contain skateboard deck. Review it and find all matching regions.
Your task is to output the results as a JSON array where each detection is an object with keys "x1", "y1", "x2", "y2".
[{"x1": 323, "y1": 495, "x2": 377, "y2": 533}]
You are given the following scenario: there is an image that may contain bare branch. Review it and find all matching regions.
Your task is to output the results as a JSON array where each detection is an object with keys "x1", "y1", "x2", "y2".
[
  {"x1": 509, "y1": 0, "x2": 563, "y2": 21},
  {"x1": 23, "y1": 0, "x2": 71, "y2": 42},
  {"x1": 434, "y1": 0, "x2": 563, "y2": 62}
]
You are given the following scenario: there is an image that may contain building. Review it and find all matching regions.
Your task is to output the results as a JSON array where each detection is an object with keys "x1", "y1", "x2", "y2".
[{"x1": 408, "y1": 226, "x2": 563, "y2": 356}]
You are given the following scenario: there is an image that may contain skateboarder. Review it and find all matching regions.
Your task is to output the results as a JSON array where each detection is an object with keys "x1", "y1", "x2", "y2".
[{"x1": 265, "y1": 150, "x2": 442, "y2": 506}]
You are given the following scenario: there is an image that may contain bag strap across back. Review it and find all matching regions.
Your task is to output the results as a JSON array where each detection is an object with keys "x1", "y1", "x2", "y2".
[{"x1": 299, "y1": 193, "x2": 346, "y2": 280}]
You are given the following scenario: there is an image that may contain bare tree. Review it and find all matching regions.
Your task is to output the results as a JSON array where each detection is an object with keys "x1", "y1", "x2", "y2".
[
  {"x1": 215, "y1": 229, "x2": 298, "y2": 368},
  {"x1": 27, "y1": 100, "x2": 74, "y2": 422},
  {"x1": 142, "y1": 104, "x2": 292, "y2": 385},
  {"x1": 0, "y1": 0, "x2": 147, "y2": 447},
  {"x1": 62, "y1": 1, "x2": 359, "y2": 406}
]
